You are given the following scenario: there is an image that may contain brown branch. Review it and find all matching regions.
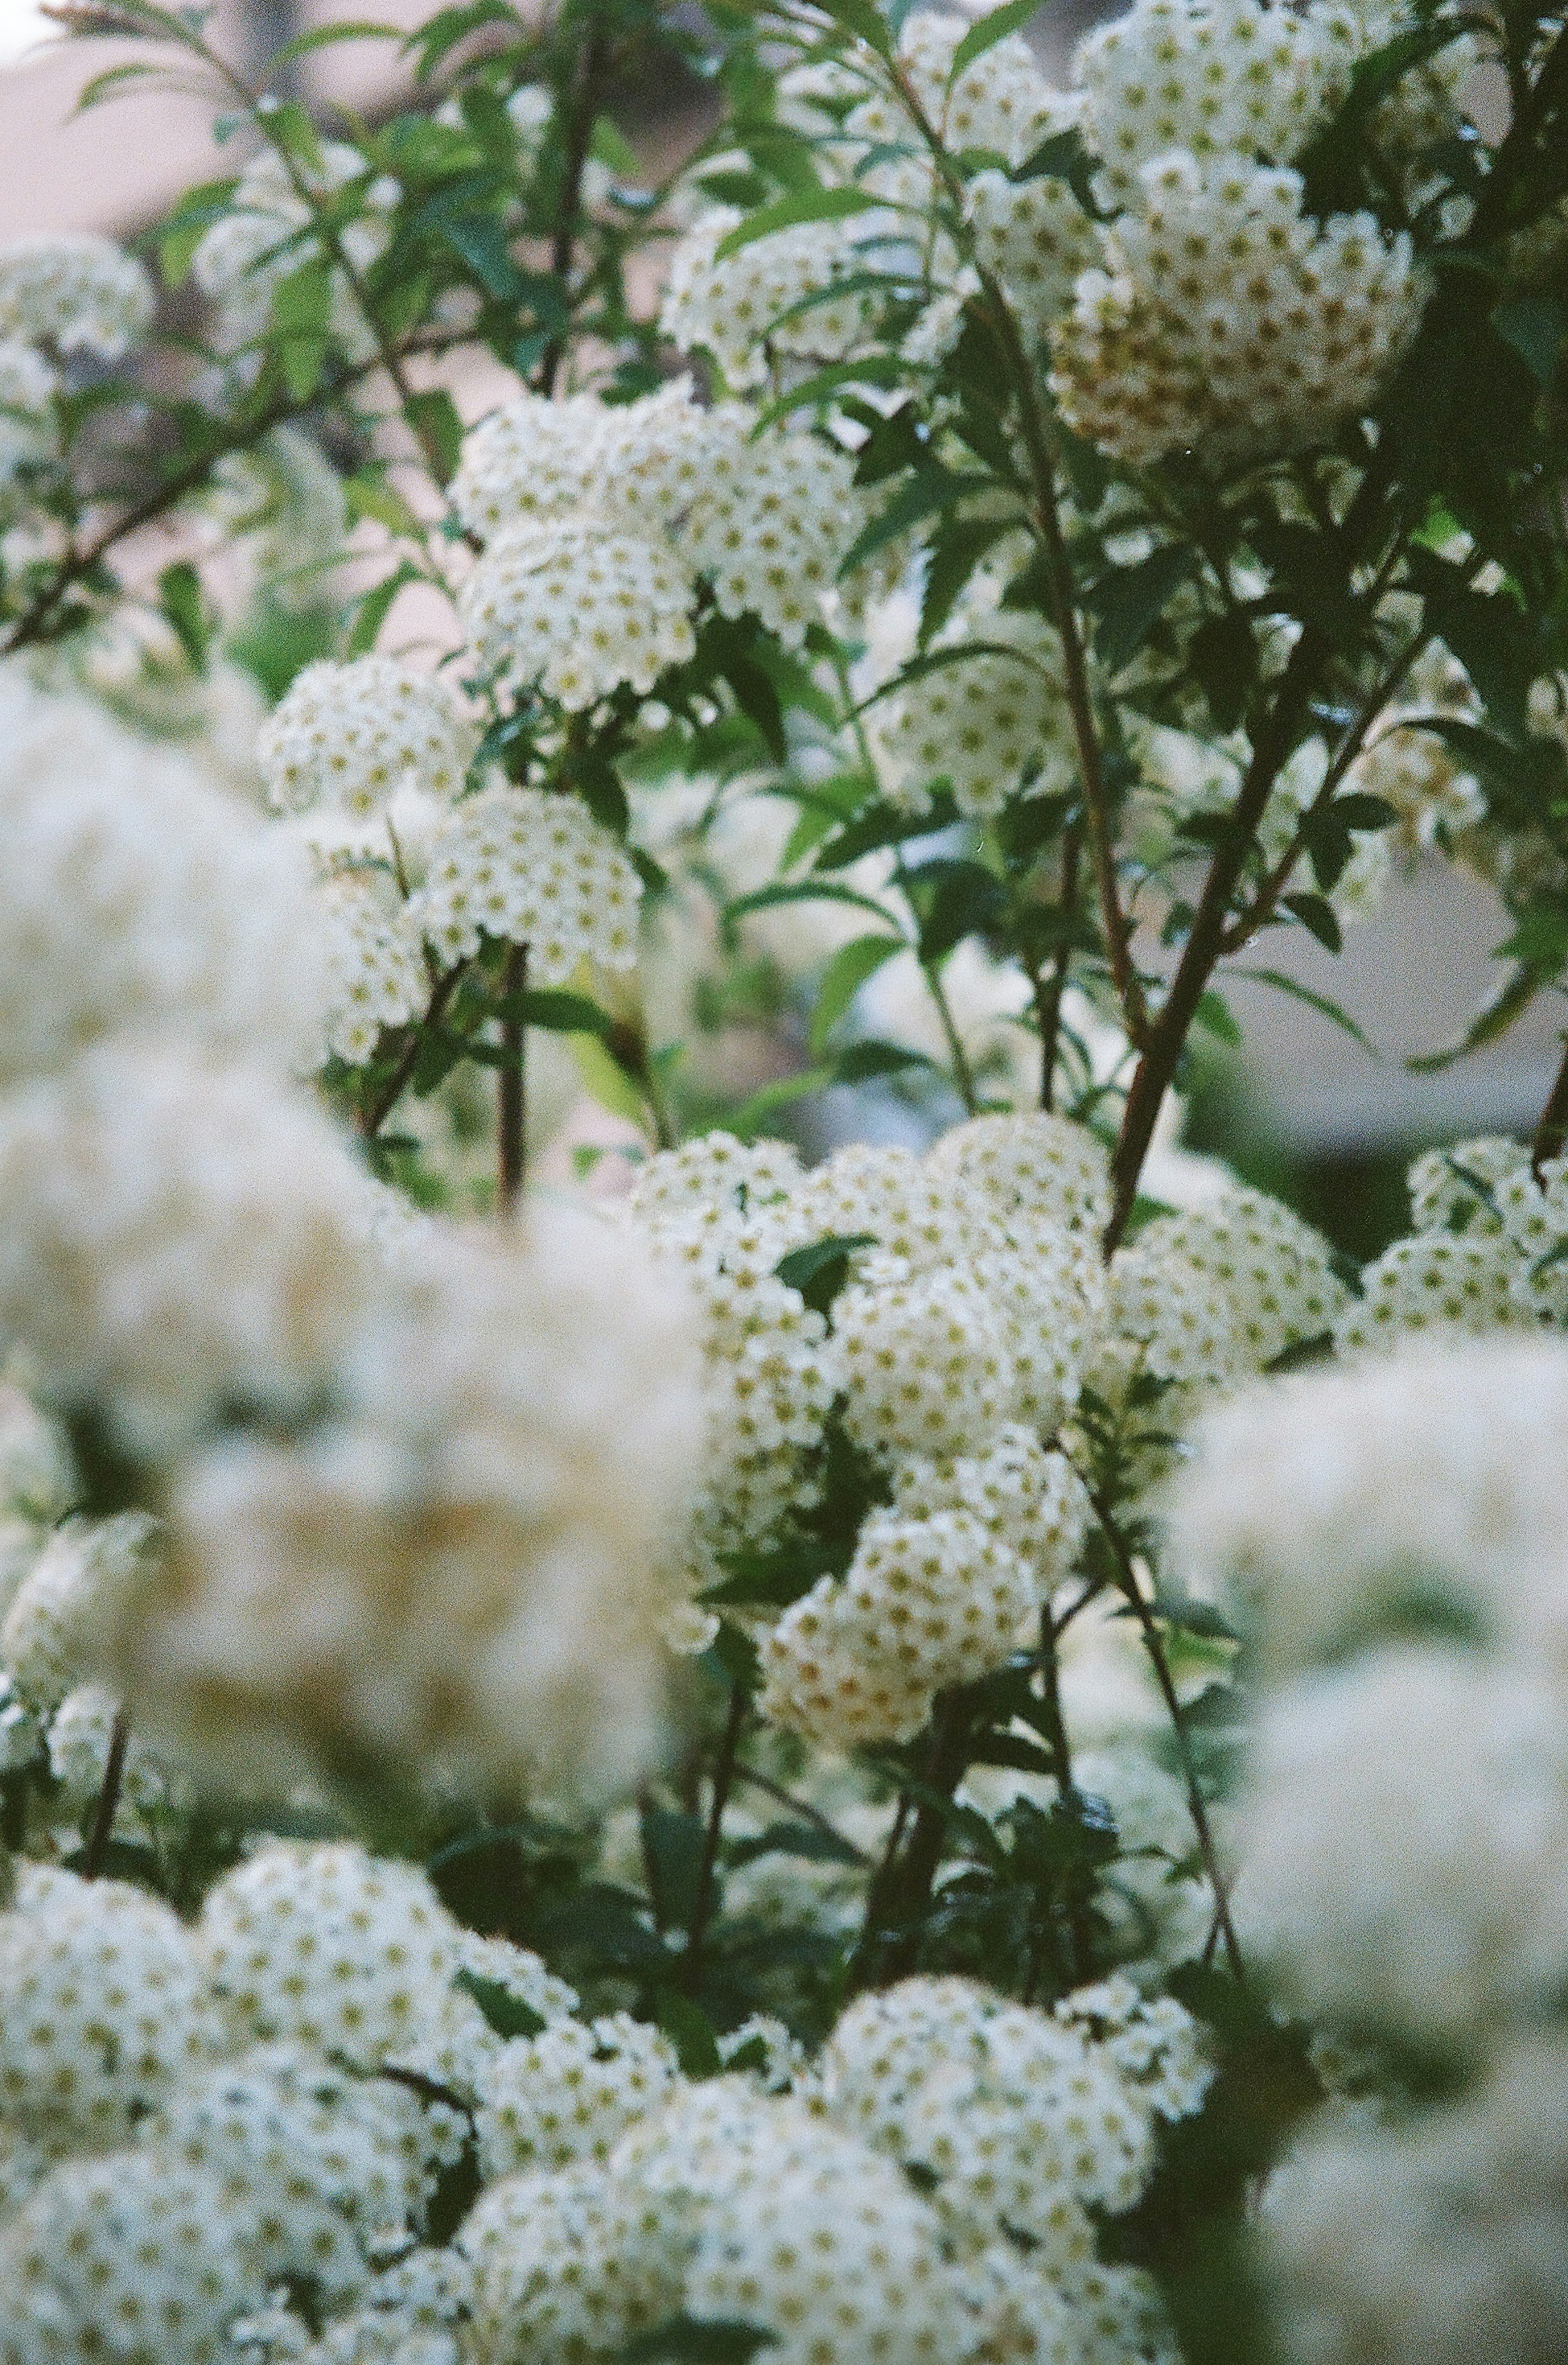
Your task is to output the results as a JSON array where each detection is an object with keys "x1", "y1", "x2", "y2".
[
  {"x1": 497, "y1": 941, "x2": 528, "y2": 1215},
  {"x1": 1533, "y1": 1030, "x2": 1568, "y2": 1177},
  {"x1": 82, "y1": 1707, "x2": 130, "y2": 1877},
  {"x1": 679, "y1": 1679, "x2": 747, "y2": 1995},
  {"x1": 1, "y1": 333, "x2": 461, "y2": 658},
  {"x1": 361, "y1": 959, "x2": 466, "y2": 1140},
  {"x1": 1105, "y1": 631, "x2": 1327, "y2": 1249},
  {"x1": 535, "y1": 23, "x2": 612, "y2": 397}
]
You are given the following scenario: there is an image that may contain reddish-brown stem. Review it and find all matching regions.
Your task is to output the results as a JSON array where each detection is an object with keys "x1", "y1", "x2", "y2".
[
  {"x1": 497, "y1": 942, "x2": 528, "y2": 1216},
  {"x1": 361, "y1": 960, "x2": 466, "y2": 1141},
  {"x1": 1105, "y1": 631, "x2": 1327, "y2": 1249},
  {"x1": 680, "y1": 1681, "x2": 747, "y2": 1994},
  {"x1": 1533, "y1": 1030, "x2": 1568, "y2": 1177},
  {"x1": 1031, "y1": 822, "x2": 1082, "y2": 1112},
  {"x1": 82, "y1": 1708, "x2": 129, "y2": 1878}
]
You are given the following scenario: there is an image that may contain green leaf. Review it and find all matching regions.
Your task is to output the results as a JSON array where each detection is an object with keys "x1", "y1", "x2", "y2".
[
  {"x1": 910, "y1": 857, "x2": 1004, "y2": 963},
  {"x1": 713, "y1": 187, "x2": 877, "y2": 263},
  {"x1": 1187, "y1": 610, "x2": 1257, "y2": 732},
  {"x1": 271, "y1": 260, "x2": 333, "y2": 401},
  {"x1": 1405, "y1": 963, "x2": 1542, "y2": 1070},
  {"x1": 347, "y1": 561, "x2": 419, "y2": 656},
  {"x1": 453, "y1": 1967, "x2": 547, "y2": 2040},
  {"x1": 639, "y1": 1803, "x2": 706, "y2": 1932},
  {"x1": 809, "y1": 932, "x2": 904, "y2": 1053},
  {"x1": 753, "y1": 354, "x2": 906, "y2": 431},
  {"x1": 156, "y1": 560, "x2": 209, "y2": 672},
  {"x1": 653, "y1": 1993, "x2": 723, "y2": 2078},
  {"x1": 814, "y1": 792, "x2": 957, "y2": 871},
  {"x1": 405, "y1": 0, "x2": 521, "y2": 78},
  {"x1": 726, "y1": 1068, "x2": 834, "y2": 1138},
  {"x1": 1195, "y1": 989, "x2": 1241, "y2": 1046},
  {"x1": 75, "y1": 60, "x2": 163, "y2": 115},
  {"x1": 434, "y1": 207, "x2": 524, "y2": 301},
  {"x1": 1281, "y1": 892, "x2": 1342, "y2": 954},
  {"x1": 1084, "y1": 545, "x2": 1194, "y2": 677},
  {"x1": 263, "y1": 18, "x2": 397, "y2": 69},
  {"x1": 497, "y1": 989, "x2": 619, "y2": 1041},
  {"x1": 618, "y1": 2319, "x2": 775, "y2": 2365},
  {"x1": 405, "y1": 388, "x2": 464, "y2": 484},
  {"x1": 840, "y1": 469, "x2": 991, "y2": 578},
  {"x1": 1232, "y1": 967, "x2": 1380, "y2": 1057},
  {"x1": 774, "y1": 1232, "x2": 878, "y2": 1315},
  {"x1": 919, "y1": 517, "x2": 1012, "y2": 649},
  {"x1": 343, "y1": 470, "x2": 423, "y2": 538},
  {"x1": 833, "y1": 1039, "x2": 937, "y2": 1082},
  {"x1": 1331, "y1": 792, "x2": 1399, "y2": 831},
  {"x1": 726, "y1": 1818, "x2": 866, "y2": 1869},
  {"x1": 1491, "y1": 295, "x2": 1566, "y2": 390},
  {"x1": 726, "y1": 880, "x2": 896, "y2": 928},
  {"x1": 810, "y1": 0, "x2": 894, "y2": 57},
  {"x1": 949, "y1": 0, "x2": 1042, "y2": 79}
]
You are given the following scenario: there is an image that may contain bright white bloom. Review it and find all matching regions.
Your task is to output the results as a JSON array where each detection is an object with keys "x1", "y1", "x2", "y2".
[
  {"x1": 461, "y1": 2165, "x2": 676, "y2": 2365},
  {"x1": 1102, "y1": 1188, "x2": 1345, "y2": 1390},
  {"x1": 259, "y1": 658, "x2": 476, "y2": 815},
  {"x1": 46, "y1": 1681, "x2": 172, "y2": 1832},
  {"x1": 198, "y1": 1842, "x2": 459, "y2": 2070},
  {"x1": 891, "y1": 1427, "x2": 1089, "y2": 1587},
  {"x1": 0, "y1": 232, "x2": 154, "y2": 356},
  {"x1": 0, "y1": 674, "x2": 326, "y2": 1081},
  {"x1": 127, "y1": 1208, "x2": 700, "y2": 1797},
  {"x1": 452, "y1": 390, "x2": 613, "y2": 535},
  {"x1": 459, "y1": 518, "x2": 696, "y2": 708},
  {"x1": 0, "y1": 2147, "x2": 256, "y2": 2365},
  {"x1": 318, "y1": 873, "x2": 429, "y2": 1066},
  {"x1": 0, "y1": 339, "x2": 56, "y2": 488},
  {"x1": 0, "y1": 1863, "x2": 221, "y2": 2146},
  {"x1": 411, "y1": 784, "x2": 642, "y2": 977},
  {"x1": 684, "y1": 429, "x2": 861, "y2": 646},
  {"x1": 1334, "y1": 1226, "x2": 1535, "y2": 1354},
  {"x1": 1, "y1": 1512, "x2": 154, "y2": 1707},
  {"x1": 660, "y1": 207, "x2": 882, "y2": 387},
  {"x1": 875, "y1": 610, "x2": 1076, "y2": 820},
  {"x1": 152, "y1": 2045, "x2": 457, "y2": 2302},
  {"x1": 969, "y1": 169, "x2": 1100, "y2": 346},
  {"x1": 760, "y1": 1573, "x2": 938, "y2": 1746},
  {"x1": 1265, "y1": 2036, "x2": 1568, "y2": 2365},
  {"x1": 0, "y1": 1045, "x2": 379, "y2": 1454},
  {"x1": 1239, "y1": 1647, "x2": 1568, "y2": 2044},
  {"x1": 1075, "y1": 0, "x2": 1362, "y2": 196},
  {"x1": 1171, "y1": 1336, "x2": 1568, "y2": 1673},
  {"x1": 1051, "y1": 154, "x2": 1425, "y2": 467},
  {"x1": 475, "y1": 2013, "x2": 679, "y2": 2180},
  {"x1": 928, "y1": 1110, "x2": 1113, "y2": 1239}
]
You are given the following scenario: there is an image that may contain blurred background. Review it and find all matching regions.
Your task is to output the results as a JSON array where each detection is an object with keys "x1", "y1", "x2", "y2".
[{"x1": 2, "y1": 0, "x2": 1561, "y2": 1257}]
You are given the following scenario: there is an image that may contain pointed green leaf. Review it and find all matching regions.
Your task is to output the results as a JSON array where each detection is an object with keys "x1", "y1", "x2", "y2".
[
  {"x1": 713, "y1": 187, "x2": 877, "y2": 263},
  {"x1": 949, "y1": 0, "x2": 1042, "y2": 81},
  {"x1": 1232, "y1": 966, "x2": 1380, "y2": 1056},
  {"x1": 808, "y1": 930, "x2": 904, "y2": 1053}
]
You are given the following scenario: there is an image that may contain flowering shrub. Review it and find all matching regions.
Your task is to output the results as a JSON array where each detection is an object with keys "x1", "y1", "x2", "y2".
[{"x1": 0, "y1": 0, "x2": 1563, "y2": 2355}]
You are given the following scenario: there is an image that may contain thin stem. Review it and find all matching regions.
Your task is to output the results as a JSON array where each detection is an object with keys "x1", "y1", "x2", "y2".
[
  {"x1": 82, "y1": 1708, "x2": 129, "y2": 1878},
  {"x1": 1031, "y1": 821, "x2": 1082, "y2": 1112},
  {"x1": 847, "y1": 1695, "x2": 968, "y2": 1993},
  {"x1": 361, "y1": 959, "x2": 466, "y2": 1140},
  {"x1": 498, "y1": 941, "x2": 528, "y2": 1216},
  {"x1": 1105, "y1": 630, "x2": 1327, "y2": 1249},
  {"x1": 681, "y1": 1681, "x2": 747, "y2": 1994},
  {"x1": 536, "y1": 25, "x2": 612, "y2": 397},
  {"x1": 922, "y1": 951, "x2": 981, "y2": 1115},
  {"x1": 1090, "y1": 1493, "x2": 1245, "y2": 1982},
  {"x1": 1533, "y1": 1025, "x2": 1568, "y2": 1176},
  {"x1": 1036, "y1": 1608, "x2": 1094, "y2": 1985},
  {"x1": 1, "y1": 332, "x2": 461, "y2": 657},
  {"x1": 729, "y1": 1761, "x2": 873, "y2": 1865},
  {"x1": 880, "y1": 59, "x2": 1146, "y2": 1049}
]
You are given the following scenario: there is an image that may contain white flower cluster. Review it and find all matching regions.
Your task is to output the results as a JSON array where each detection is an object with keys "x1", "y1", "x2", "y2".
[
  {"x1": 1172, "y1": 1334, "x2": 1568, "y2": 2362},
  {"x1": 454, "y1": 379, "x2": 862, "y2": 707},
  {"x1": 874, "y1": 597, "x2": 1078, "y2": 821},
  {"x1": 1089, "y1": 1188, "x2": 1346, "y2": 1469},
  {"x1": 0, "y1": 672, "x2": 327, "y2": 1084},
  {"x1": 318, "y1": 873, "x2": 429, "y2": 1067},
  {"x1": 259, "y1": 658, "x2": 477, "y2": 816},
  {"x1": 0, "y1": 231, "x2": 154, "y2": 357},
  {"x1": 658, "y1": 208, "x2": 885, "y2": 390},
  {"x1": 0, "y1": 674, "x2": 699, "y2": 1802},
  {"x1": 628, "y1": 1115, "x2": 1105, "y2": 1743},
  {"x1": 411, "y1": 783, "x2": 642, "y2": 980},
  {"x1": 1327, "y1": 1133, "x2": 1568, "y2": 1354},
  {"x1": 0, "y1": 1828, "x2": 1206, "y2": 2365},
  {"x1": 1050, "y1": 149, "x2": 1423, "y2": 468}
]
